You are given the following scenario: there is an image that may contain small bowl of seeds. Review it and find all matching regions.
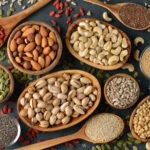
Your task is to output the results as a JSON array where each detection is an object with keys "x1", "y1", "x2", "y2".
[
  {"x1": 104, "y1": 73, "x2": 140, "y2": 109},
  {"x1": 0, "y1": 114, "x2": 21, "y2": 147},
  {"x1": 0, "y1": 64, "x2": 14, "y2": 104}
]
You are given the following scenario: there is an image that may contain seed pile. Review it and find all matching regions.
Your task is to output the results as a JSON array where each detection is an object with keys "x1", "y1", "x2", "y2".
[
  {"x1": 9, "y1": 24, "x2": 58, "y2": 71},
  {"x1": 0, "y1": 68, "x2": 10, "y2": 101},
  {"x1": 0, "y1": 115, "x2": 18, "y2": 146},
  {"x1": 133, "y1": 99, "x2": 150, "y2": 139},
  {"x1": 19, "y1": 73, "x2": 98, "y2": 128},
  {"x1": 85, "y1": 114, "x2": 123, "y2": 142},
  {"x1": 70, "y1": 20, "x2": 129, "y2": 66},
  {"x1": 106, "y1": 76, "x2": 139, "y2": 108}
]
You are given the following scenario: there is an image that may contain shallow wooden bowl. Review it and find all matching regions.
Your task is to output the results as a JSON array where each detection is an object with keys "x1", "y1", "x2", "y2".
[
  {"x1": 7, "y1": 21, "x2": 63, "y2": 75},
  {"x1": 66, "y1": 18, "x2": 131, "y2": 70},
  {"x1": 130, "y1": 95, "x2": 150, "y2": 142},
  {"x1": 0, "y1": 64, "x2": 14, "y2": 104},
  {"x1": 17, "y1": 70, "x2": 101, "y2": 132},
  {"x1": 104, "y1": 73, "x2": 140, "y2": 109}
]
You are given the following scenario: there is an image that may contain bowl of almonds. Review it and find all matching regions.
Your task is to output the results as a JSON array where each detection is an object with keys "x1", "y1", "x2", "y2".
[{"x1": 7, "y1": 21, "x2": 63, "y2": 75}]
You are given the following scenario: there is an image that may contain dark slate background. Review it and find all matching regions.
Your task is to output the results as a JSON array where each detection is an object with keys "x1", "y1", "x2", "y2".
[{"x1": 0, "y1": 0, "x2": 150, "y2": 149}]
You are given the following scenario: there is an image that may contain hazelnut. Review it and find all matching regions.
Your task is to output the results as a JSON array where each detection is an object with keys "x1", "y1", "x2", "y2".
[
  {"x1": 16, "y1": 37, "x2": 24, "y2": 44},
  {"x1": 36, "y1": 45, "x2": 43, "y2": 53},
  {"x1": 52, "y1": 44, "x2": 58, "y2": 51},
  {"x1": 23, "y1": 61, "x2": 31, "y2": 69},
  {"x1": 27, "y1": 33, "x2": 35, "y2": 42}
]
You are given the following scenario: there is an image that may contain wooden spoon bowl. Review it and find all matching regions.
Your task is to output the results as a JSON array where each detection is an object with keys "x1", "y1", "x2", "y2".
[
  {"x1": 7, "y1": 21, "x2": 63, "y2": 75},
  {"x1": 104, "y1": 73, "x2": 140, "y2": 109},
  {"x1": 0, "y1": 64, "x2": 14, "y2": 104},
  {"x1": 130, "y1": 95, "x2": 150, "y2": 142},
  {"x1": 17, "y1": 70, "x2": 101, "y2": 132},
  {"x1": 66, "y1": 18, "x2": 131, "y2": 70}
]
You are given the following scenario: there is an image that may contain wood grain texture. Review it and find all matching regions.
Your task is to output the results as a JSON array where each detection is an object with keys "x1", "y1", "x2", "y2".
[
  {"x1": 66, "y1": 18, "x2": 131, "y2": 70},
  {"x1": 7, "y1": 21, "x2": 63, "y2": 75},
  {"x1": 15, "y1": 113, "x2": 124, "y2": 150},
  {"x1": 0, "y1": 64, "x2": 14, "y2": 104},
  {"x1": 17, "y1": 70, "x2": 101, "y2": 132},
  {"x1": 130, "y1": 95, "x2": 150, "y2": 142},
  {"x1": 104, "y1": 73, "x2": 140, "y2": 109}
]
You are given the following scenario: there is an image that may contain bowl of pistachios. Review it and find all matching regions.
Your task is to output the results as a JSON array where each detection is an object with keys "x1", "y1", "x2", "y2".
[{"x1": 0, "y1": 64, "x2": 14, "y2": 104}]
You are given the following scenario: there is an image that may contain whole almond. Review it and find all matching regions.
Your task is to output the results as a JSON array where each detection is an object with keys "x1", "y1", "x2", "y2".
[
  {"x1": 24, "y1": 42, "x2": 36, "y2": 52},
  {"x1": 27, "y1": 33, "x2": 35, "y2": 42},
  {"x1": 33, "y1": 49, "x2": 39, "y2": 61},
  {"x1": 18, "y1": 44, "x2": 25, "y2": 52},
  {"x1": 14, "y1": 30, "x2": 22, "y2": 39},
  {"x1": 16, "y1": 37, "x2": 24, "y2": 44},
  {"x1": 18, "y1": 52, "x2": 23, "y2": 57},
  {"x1": 25, "y1": 52, "x2": 33, "y2": 58},
  {"x1": 49, "y1": 51, "x2": 56, "y2": 60},
  {"x1": 35, "y1": 33, "x2": 42, "y2": 46},
  {"x1": 15, "y1": 57, "x2": 21, "y2": 63},
  {"x1": 32, "y1": 25, "x2": 40, "y2": 31},
  {"x1": 31, "y1": 60, "x2": 41, "y2": 71},
  {"x1": 38, "y1": 56, "x2": 45, "y2": 68},
  {"x1": 49, "y1": 32, "x2": 57, "y2": 42},
  {"x1": 13, "y1": 51, "x2": 18, "y2": 57},
  {"x1": 22, "y1": 28, "x2": 35, "y2": 37},
  {"x1": 45, "y1": 55, "x2": 51, "y2": 67},
  {"x1": 23, "y1": 56, "x2": 32, "y2": 61},
  {"x1": 36, "y1": 46, "x2": 43, "y2": 53},
  {"x1": 41, "y1": 37, "x2": 48, "y2": 48},
  {"x1": 23, "y1": 61, "x2": 31, "y2": 69},
  {"x1": 21, "y1": 25, "x2": 31, "y2": 32},
  {"x1": 43, "y1": 47, "x2": 50, "y2": 55},
  {"x1": 40, "y1": 26, "x2": 48, "y2": 37},
  {"x1": 47, "y1": 37, "x2": 54, "y2": 46},
  {"x1": 10, "y1": 39, "x2": 17, "y2": 52}
]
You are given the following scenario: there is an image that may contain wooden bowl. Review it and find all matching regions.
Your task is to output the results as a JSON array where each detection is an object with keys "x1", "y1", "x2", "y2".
[
  {"x1": 0, "y1": 64, "x2": 14, "y2": 104},
  {"x1": 17, "y1": 70, "x2": 101, "y2": 132},
  {"x1": 65, "y1": 18, "x2": 131, "y2": 70},
  {"x1": 130, "y1": 95, "x2": 150, "y2": 142},
  {"x1": 7, "y1": 21, "x2": 63, "y2": 75},
  {"x1": 104, "y1": 73, "x2": 140, "y2": 109}
]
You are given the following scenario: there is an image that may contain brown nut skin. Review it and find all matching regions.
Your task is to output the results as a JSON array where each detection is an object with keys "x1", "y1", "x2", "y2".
[
  {"x1": 49, "y1": 51, "x2": 56, "y2": 60},
  {"x1": 13, "y1": 51, "x2": 18, "y2": 57},
  {"x1": 23, "y1": 61, "x2": 31, "y2": 70},
  {"x1": 45, "y1": 55, "x2": 51, "y2": 67},
  {"x1": 18, "y1": 52, "x2": 24, "y2": 58},
  {"x1": 15, "y1": 57, "x2": 21, "y2": 63},
  {"x1": 47, "y1": 37, "x2": 54, "y2": 47},
  {"x1": 52, "y1": 44, "x2": 58, "y2": 51},
  {"x1": 18, "y1": 44, "x2": 25, "y2": 52},
  {"x1": 49, "y1": 32, "x2": 57, "y2": 42},
  {"x1": 38, "y1": 56, "x2": 45, "y2": 68},
  {"x1": 33, "y1": 49, "x2": 39, "y2": 61},
  {"x1": 43, "y1": 47, "x2": 50, "y2": 55},
  {"x1": 31, "y1": 60, "x2": 41, "y2": 71},
  {"x1": 10, "y1": 39, "x2": 17, "y2": 52},
  {"x1": 22, "y1": 56, "x2": 32, "y2": 61},
  {"x1": 16, "y1": 37, "x2": 24, "y2": 44},
  {"x1": 24, "y1": 42, "x2": 36, "y2": 52},
  {"x1": 36, "y1": 46, "x2": 43, "y2": 53},
  {"x1": 27, "y1": 33, "x2": 35, "y2": 42},
  {"x1": 21, "y1": 25, "x2": 31, "y2": 32},
  {"x1": 40, "y1": 26, "x2": 48, "y2": 37},
  {"x1": 41, "y1": 37, "x2": 48, "y2": 48},
  {"x1": 22, "y1": 28, "x2": 35, "y2": 37},
  {"x1": 32, "y1": 25, "x2": 40, "y2": 31},
  {"x1": 35, "y1": 33, "x2": 42, "y2": 46},
  {"x1": 14, "y1": 30, "x2": 22, "y2": 40}
]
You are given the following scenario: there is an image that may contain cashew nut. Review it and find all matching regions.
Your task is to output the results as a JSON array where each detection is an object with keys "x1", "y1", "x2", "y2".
[
  {"x1": 79, "y1": 22, "x2": 91, "y2": 31},
  {"x1": 106, "y1": 33, "x2": 117, "y2": 43},
  {"x1": 95, "y1": 20, "x2": 106, "y2": 29},
  {"x1": 133, "y1": 49, "x2": 140, "y2": 61},
  {"x1": 134, "y1": 37, "x2": 144, "y2": 46},
  {"x1": 108, "y1": 55, "x2": 119, "y2": 65},
  {"x1": 84, "y1": 38, "x2": 92, "y2": 48},
  {"x1": 147, "y1": 28, "x2": 150, "y2": 32},
  {"x1": 95, "y1": 47, "x2": 101, "y2": 53},
  {"x1": 122, "y1": 38, "x2": 128, "y2": 48},
  {"x1": 73, "y1": 41, "x2": 79, "y2": 51},
  {"x1": 79, "y1": 42, "x2": 85, "y2": 51},
  {"x1": 79, "y1": 36, "x2": 88, "y2": 43},
  {"x1": 79, "y1": 48, "x2": 88, "y2": 57},
  {"x1": 93, "y1": 26, "x2": 102, "y2": 36},
  {"x1": 89, "y1": 49, "x2": 96, "y2": 55},
  {"x1": 120, "y1": 49, "x2": 128, "y2": 61},
  {"x1": 98, "y1": 35, "x2": 104, "y2": 47},
  {"x1": 103, "y1": 41, "x2": 112, "y2": 51},
  {"x1": 89, "y1": 55, "x2": 95, "y2": 61},
  {"x1": 113, "y1": 33, "x2": 122, "y2": 48},
  {"x1": 103, "y1": 27, "x2": 109, "y2": 36},
  {"x1": 89, "y1": 21, "x2": 96, "y2": 27},
  {"x1": 70, "y1": 31, "x2": 79, "y2": 44},
  {"x1": 122, "y1": 63, "x2": 135, "y2": 72},
  {"x1": 146, "y1": 142, "x2": 150, "y2": 150},
  {"x1": 98, "y1": 51, "x2": 109, "y2": 60},
  {"x1": 111, "y1": 46, "x2": 121, "y2": 55},
  {"x1": 102, "y1": 12, "x2": 112, "y2": 22},
  {"x1": 90, "y1": 36, "x2": 98, "y2": 48},
  {"x1": 77, "y1": 27, "x2": 86, "y2": 35},
  {"x1": 108, "y1": 26, "x2": 112, "y2": 33},
  {"x1": 102, "y1": 58, "x2": 108, "y2": 65},
  {"x1": 112, "y1": 29, "x2": 118, "y2": 35},
  {"x1": 84, "y1": 31, "x2": 93, "y2": 37}
]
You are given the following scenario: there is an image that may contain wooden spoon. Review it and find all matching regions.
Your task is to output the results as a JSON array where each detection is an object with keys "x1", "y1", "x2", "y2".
[
  {"x1": 104, "y1": 73, "x2": 140, "y2": 109},
  {"x1": 0, "y1": 64, "x2": 14, "y2": 105},
  {"x1": 130, "y1": 95, "x2": 150, "y2": 142},
  {"x1": 15, "y1": 113, "x2": 124, "y2": 150},
  {"x1": 66, "y1": 18, "x2": 131, "y2": 70},
  {"x1": 84, "y1": 0, "x2": 150, "y2": 30},
  {"x1": 17, "y1": 70, "x2": 101, "y2": 132},
  {"x1": 0, "y1": 0, "x2": 51, "y2": 48}
]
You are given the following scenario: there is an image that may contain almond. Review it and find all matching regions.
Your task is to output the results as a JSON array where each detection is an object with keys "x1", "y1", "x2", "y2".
[
  {"x1": 45, "y1": 55, "x2": 51, "y2": 67},
  {"x1": 25, "y1": 52, "x2": 33, "y2": 58},
  {"x1": 23, "y1": 57, "x2": 32, "y2": 61},
  {"x1": 49, "y1": 51, "x2": 56, "y2": 60},
  {"x1": 10, "y1": 39, "x2": 17, "y2": 52},
  {"x1": 18, "y1": 44, "x2": 25, "y2": 52},
  {"x1": 22, "y1": 28, "x2": 35, "y2": 37},
  {"x1": 31, "y1": 60, "x2": 41, "y2": 71},
  {"x1": 41, "y1": 37, "x2": 48, "y2": 48},
  {"x1": 23, "y1": 61, "x2": 31, "y2": 69},
  {"x1": 35, "y1": 33, "x2": 42, "y2": 46},
  {"x1": 27, "y1": 33, "x2": 35, "y2": 42},
  {"x1": 38, "y1": 56, "x2": 45, "y2": 68},
  {"x1": 33, "y1": 49, "x2": 39, "y2": 61},
  {"x1": 21, "y1": 25, "x2": 31, "y2": 32},
  {"x1": 14, "y1": 30, "x2": 22, "y2": 39},
  {"x1": 36, "y1": 46, "x2": 43, "y2": 53},
  {"x1": 16, "y1": 37, "x2": 24, "y2": 44},
  {"x1": 40, "y1": 26, "x2": 48, "y2": 37},
  {"x1": 15, "y1": 57, "x2": 21, "y2": 63},
  {"x1": 32, "y1": 25, "x2": 40, "y2": 31},
  {"x1": 49, "y1": 32, "x2": 57, "y2": 43},
  {"x1": 47, "y1": 37, "x2": 54, "y2": 46},
  {"x1": 24, "y1": 42, "x2": 36, "y2": 52},
  {"x1": 43, "y1": 47, "x2": 50, "y2": 55}
]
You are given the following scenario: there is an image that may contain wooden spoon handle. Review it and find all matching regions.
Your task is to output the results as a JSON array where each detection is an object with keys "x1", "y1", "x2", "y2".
[{"x1": 15, "y1": 132, "x2": 79, "y2": 150}]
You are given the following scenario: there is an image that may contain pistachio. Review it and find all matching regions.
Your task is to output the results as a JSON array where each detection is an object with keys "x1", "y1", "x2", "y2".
[
  {"x1": 28, "y1": 108, "x2": 35, "y2": 119},
  {"x1": 20, "y1": 109, "x2": 28, "y2": 117},
  {"x1": 49, "y1": 115, "x2": 57, "y2": 125},
  {"x1": 44, "y1": 111, "x2": 51, "y2": 121},
  {"x1": 36, "y1": 113, "x2": 43, "y2": 121},
  {"x1": 73, "y1": 105, "x2": 85, "y2": 114},
  {"x1": 37, "y1": 101, "x2": 46, "y2": 108},
  {"x1": 40, "y1": 120, "x2": 49, "y2": 128},
  {"x1": 62, "y1": 116, "x2": 70, "y2": 124},
  {"x1": 20, "y1": 97, "x2": 27, "y2": 106}
]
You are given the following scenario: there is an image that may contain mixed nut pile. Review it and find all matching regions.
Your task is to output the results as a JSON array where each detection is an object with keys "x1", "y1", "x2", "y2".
[
  {"x1": 9, "y1": 24, "x2": 58, "y2": 71},
  {"x1": 106, "y1": 76, "x2": 139, "y2": 108},
  {"x1": 70, "y1": 20, "x2": 129, "y2": 66},
  {"x1": 133, "y1": 99, "x2": 150, "y2": 139},
  {"x1": 19, "y1": 73, "x2": 98, "y2": 128}
]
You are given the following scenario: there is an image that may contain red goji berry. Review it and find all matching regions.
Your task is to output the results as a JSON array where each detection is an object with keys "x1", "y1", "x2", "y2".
[
  {"x1": 16, "y1": 117, "x2": 20, "y2": 122},
  {"x1": 58, "y1": 10, "x2": 64, "y2": 14},
  {"x1": 18, "y1": 135, "x2": 24, "y2": 142},
  {"x1": 53, "y1": 0, "x2": 59, "y2": 6},
  {"x1": 72, "y1": 140, "x2": 80, "y2": 144},
  {"x1": 0, "y1": 147, "x2": 4, "y2": 150},
  {"x1": 74, "y1": 13, "x2": 80, "y2": 18},
  {"x1": 8, "y1": 108, "x2": 12, "y2": 113},
  {"x1": 66, "y1": 17, "x2": 71, "y2": 24},
  {"x1": 68, "y1": 7, "x2": 73, "y2": 11},
  {"x1": 3, "y1": 105, "x2": 7, "y2": 114},
  {"x1": 7, "y1": 66, "x2": 14, "y2": 70},
  {"x1": 22, "y1": 140, "x2": 30, "y2": 145},
  {"x1": 64, "y1": 2, "x2": 68, "y2": 7},
  {"x1": 65, "y1": 9, "x2": 69, "y2": 16},
  {"x1": 65, "y1": 142, "x2": 69, "y2": 146},
  {"x1": 51, "y1": 20, "x2": 57, "y2": 25},
  {"x1": 57, "y1": 25, "x2": 61, "y2": 33},
  {"x1": 55, "y1": 14, "x2": 61, "y2": 18},
  {"x1": 49, "y1": 11, "x2": 55, "y2": 17},
  {"x1": 56, "y1": 3, "x2": 60, "y2": 9},
  {"x1": 1, "y1": 109, "x2": 4, "y2": 115},
  {"x1": 59, "y1": 2, "x2": 63, "y2": 9},
  {"x1": 0, "y1": 31, "x2": 4, "y2": 38},
  {"x1": 68, "y1": 143, "x2": 74, "y2": 148},
  {"x1": 80, "y1": 8, "x2": 85, "y2": 16}
]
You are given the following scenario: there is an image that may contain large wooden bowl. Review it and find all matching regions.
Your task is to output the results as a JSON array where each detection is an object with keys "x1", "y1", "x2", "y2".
[
  {"x1": 17, "y1": 70, "x2": 101, "y2": 132},
  {"x1": 130, "y1": 95, "x2": 150, "y2": 142},
  {"x1": 104, "y1": 73, "x2": 140, "y2": 109},
  {"x1": 66, "y1": 18, "x2": 131, "y2": 70},
  {"x1": 0, "y1": 64, "x2": 14, "y2": 104},
  {"x1": 7, "y1": 21, "x2": 63, "y2": 75}
]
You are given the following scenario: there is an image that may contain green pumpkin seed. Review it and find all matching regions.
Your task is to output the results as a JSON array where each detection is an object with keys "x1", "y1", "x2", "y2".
[
  {"x1": 114, "y1": 146, "x2": 119, "y2": 150},
  {"x1": 127, "y1": 133, "x2": 133, "y2": 138},
  {"x1": 92, "y1": 146, "x2": 97, "y2": 150},
  {"x1": 133, "y1": 72, "x2": 138, "y2": 78},
  {"x1": 101, "y1": 144, "x2": 105, "y2": 150},
  {"x1": 10, "y1": 7, "x2": 15, "y2": 12},
  {"x1": 127, "y1": 141, "x2": 132, "y2": 145},
  {"x1": 134, "y1": 140, "x2": 141, "y2": 144},
  {"x1": 124, "y1": 146, "x2": 129, "y2": 150},
  {"x1": 0, "y1": 56, "x2": 6, "y2": 61},
  {"x1": 0, "y1": 9, "x2": 3, "y2": 16},
  {"x1": 96, "y1": 145, "x2": 101, "y2": 150},
  {"x1": 133, "y1": 146, "x2": 138, "y2": 150},
  {"x1": 105, "y1": 143, "x2": 111, "y2": 150},
  {"x1": 7, "y1": 9, "x2": 12, "y2": 16}
]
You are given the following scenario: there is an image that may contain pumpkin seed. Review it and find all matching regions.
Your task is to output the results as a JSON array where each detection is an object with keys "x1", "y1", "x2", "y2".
[
  {"x1": 127, "y1": 141, "x2": 132, "y2": 145},
  {"x1": 0, "y1": 9, "x2": 3, "y2": 16},
  {"x1": 127, "y1": 132, "x2": 133, "y2": 138},
  {"x1": 133, "y1": 146, "x2": 138, "y2": 150},
  {"x1": 134, "y1": 140, "x2": 141, "y2": 144},
  {"x1": 133, "y1": 72, "x2": 138, "y2": 78},
  {"x1": 96, "y1": 145, "x2": 101, "y2": 150},
  {"x1": 0, "y1": 56, "x2": 6, "y2": 61},
  {"x1": 124, "y1": 146, "x2": 129, "y2": 150},
  {"x1": 92, "y1": 146, "x2": 97, "y2": 150},
  {"x1": 10, "y1": 7, "x2": 15, "y2": 12},
  {"x1": 101, "y1": 144, "x2": 105, "y2": 150},
  {"x1": 114, "y1": 146, "x2": 119, "y2": 150},
  {"x1": 7, "y1": 9, "x2": 12, "y2": 16},
  {"x1": 105, "y1": 143, "x2": 111, "y2": 150}
]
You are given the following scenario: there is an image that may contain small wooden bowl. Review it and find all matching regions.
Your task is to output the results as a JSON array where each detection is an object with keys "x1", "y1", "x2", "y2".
[
  {"x1": 130, "y1": 95, "x2": 150, "y2": 142},
  {"x1": 66, "y1": 18, "x2": 131, "y2": 70},
  {"x1": 17, "y1": 70, "x2": 101, "y2": 132},
  {"x1": 7, "y1": 21, "x2": 63, "y2": 75},
  {"x1": 104, "y1": 73, "x2": 140, "y2": 109},
  {"x1": 0, "y1": 64, "x2": 14, "y2": 104}
]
